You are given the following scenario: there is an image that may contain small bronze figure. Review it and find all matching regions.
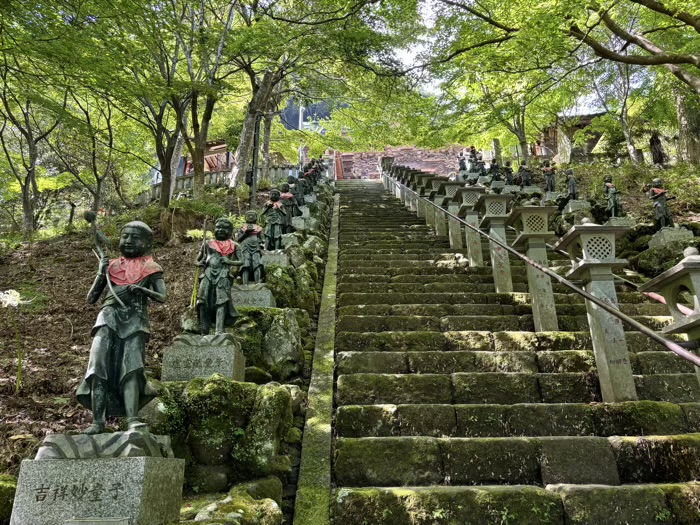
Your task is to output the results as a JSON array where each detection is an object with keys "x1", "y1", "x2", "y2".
[
  {"x1": 566, "y1": 169, "x2": 579, "y2": 200},
  {"x1": 543, "y1": 160, "x2": 556, "y2": 192},
  {"x1": 288, "y1": 175, "x2": 304, "y2": 207},
  {"x1": 604, "y1": 175, "x2": 621, "y2": 218},
  {"x1": 503, "y1": 161, "x2": 514, "y2": 185},
  {"x1": 77, "y1": 221, "x2": 166, "y2": 434},
  {"x1": 262, "y1": 189, "x2": 286, "y2": 250},
  {"x1": 280, "y1": 183, "x2": 300, "y2": 234},
  {"x1": 238, "y1": 210, "x2": 265, "y2": 284},
  {"x1": 196, "y1": 217, "x2": 241, "y2": 336},
  {"x1": 487, "y1": 160, "x2": 501, "y2": 182},
  {"x1": 518, "y1": 161, "x2": 532, "y2": 187},
  {"x1": 649, "y1": 177, "x2": 676, "y2": 230}
]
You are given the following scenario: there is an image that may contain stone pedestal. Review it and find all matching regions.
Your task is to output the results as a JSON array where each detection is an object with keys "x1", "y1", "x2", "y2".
[
  {"x1": 563, "y1": 200, "x2": 591, "y2": 214},
  {"x1": 447, "y1": 203, "x2": 464, "y2": 249},
  {"x1": 490, "y1": 181, "x2": 505, "y2": 192},
  {"x1": 555, "y1": 223, "x2": 637, "y2": 402},
  {"x1": 508, "y1": 206, "x2": 559, "y2": 332},
  {"x1": 262, "y1": 251, "x2": 290, "y2": 267},
  {"x1": 544, "y1": 192, "x2": 561, "y2": 203},
  {"x1": 161, "y1": 334, "x2": 245, "y2": 382},
  {"x1": 292, "y1": 216, "x2": 319, "y2": 232},
  {"x1": 424, "y1": 200, "x2": 436, "y2": 228},
  {"x1": 231, "y1": 284, "x2": 276, "y2": 307},
  {"x1": 476, "y1": 194, "x2": 514, "y2": 293},
  {"x1": 10, "y1": 457, "x2": 183, "y2": 525},
  {"x1": 648, "y1": 227, "x2": 694, "y2": 248},
  {"x1": 477, "y1": 176, "x2": 491, "y2": 186},
  {"x1": 521, "y1": 186, "x2": 543, "y2": 196},
  {"x1": 304, "y1": 194, "x2": 316, "y2": 204},
  {"x1": 605, "y1": 217, "x2": 635, "y2": 227},
  {"x1": 502, "y1": 185, "x2": 521, "y2": 194},
  {"x1": 416, "y1": 195, "x2": 426, "y2": 218},
  {"x1": 282, "y1": 233, "x2": 300, "y2": 248},
  {"x1": 464, "y1": 212, "x2": 483, "y2": 267},
  {"x1": 299, "y1": 206, "x2": 311, "y2": 219}
]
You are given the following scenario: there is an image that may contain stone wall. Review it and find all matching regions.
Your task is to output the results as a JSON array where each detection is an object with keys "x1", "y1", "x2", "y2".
[{"x1": 338, "y1": 146, "x2": 466, "y2": 179}]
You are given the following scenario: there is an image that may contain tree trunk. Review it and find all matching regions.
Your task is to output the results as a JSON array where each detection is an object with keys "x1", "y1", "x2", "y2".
[
  {"x1": 92, "y1": 178, "x2": 103, "y2": 211},
  {"x1": 229, "y1": 71, "x2": 276, "y2": 188},
  {"x1": 619, "y1": 107, "x2": 640, "y2": 164},
  {"x1": 676, "y1": 91, "x2": 700, "y2": 164},
  {"x1": 21, "y1": 181, "x2": 34, "y2": 237},
  {"x1": 158, "y1": 129, "x2": 182, "y2": 209},
  {"x1": 261, "y1": 111, "x2": 273, "y2": 182}
]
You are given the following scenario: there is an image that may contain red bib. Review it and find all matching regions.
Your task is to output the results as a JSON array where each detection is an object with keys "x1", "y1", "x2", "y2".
[
  {"x1": 108, "y1": 256, "x2": 163, "y2": 285},
  {"x1": 209, "y1": 239, "x2": 235, "y2": 256}
]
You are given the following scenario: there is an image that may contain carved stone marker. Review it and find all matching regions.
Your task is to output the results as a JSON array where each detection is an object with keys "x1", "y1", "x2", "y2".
[
  {"x1": 648, "y1": 226, "x2": 694, "y2": 248},
  {"x1": 262, "y1": 251, "x2": 290, "y2": 267},
  {"x1": 10, "y1": 432, "x2": 183, "y2": 525},
  {"x1": 282, "y1": 233, "x2": 300, "y2": 248},
  {"x1": 161, "y1": 334, "x2": 245, "y2": 382},
  {"x1": 231, "y1": 283, "x2": 276, "y2": 307},
  {"x1": 554, "y1": 220, "x2": 637, "y2": 402}
]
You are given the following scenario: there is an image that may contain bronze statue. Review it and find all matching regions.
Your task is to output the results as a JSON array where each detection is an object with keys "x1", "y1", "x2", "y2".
[
  {"x1": 77, "y1": 221, "x2": 166, "y2": 434},
  {"x1": 649, "y1": 177, "x2": 676, "y2": 230},
  {"x1": 237, "y1": 210, "x2": 265, "y2": 284},
  {"x1": 287, "y1": 175, "x2": 304, "y2": 207},
  {"x1": 280, "y1": 182, "x2": 300, "y2": 234},
  {"x1": 487, "y1": 161, "x2": 501, "y2": 182},
  {"x1": 196, "y1": 217, "x2": 241, "y2": 336},
  {"x1": 566, "y1": 168, "x2": 579, "y2": 200},
  {"x1": 518, "y1": 161, "x2": 532, "y2": 187},
  {"x1": 543, "y1": 160, "x2": 556, "y2": 192},
  {"x1": 503, "y1": 161, "x2": 514, "y2": 185},
  {"x1": 604, "y1": 175, "x2": 621, "y2": 218},
  {"x1": 262, "y1": 189, "x2": 286, "y2": 250}
]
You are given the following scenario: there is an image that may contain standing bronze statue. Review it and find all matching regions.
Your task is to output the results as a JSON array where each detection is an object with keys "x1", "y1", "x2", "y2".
[
  {"x1": 196, "y1": 217, "x2": 241, "y2": 336},
  {"x1": 503, "y1": 161, "x2": 514, "y2": 185},
  {"x1": 566, "y1": 169, "x2": 579, "y2": 200},
  {"x1": 518, "y1": 161, "x2": 532, "y2": 187},
  {"x1": 238, "y1": 210, "x2": 265, "y2": 284},
  {"x1": 280, "y1": 182, "x2": 300, "y2": 233},
  {"x1": 288, "y1": 175, "x2": 304, "y2": 207},
  {"x1": 649, "y1": 178, "x2": 676, "y2": 230},
  {"x1": 543, "y1": 160, "x2": 556, "y2": 192},
  {"x1": 604, "y1": 175, "x2": 621, "y2": 218},
  {"x1": 77, "y1": 221, "x2": 166, "y2": 434},
  {"x1": 262, "y1": 189, "x2": 286, "y2": 250}
]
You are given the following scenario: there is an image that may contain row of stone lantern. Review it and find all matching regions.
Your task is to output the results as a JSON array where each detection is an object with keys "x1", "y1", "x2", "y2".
[{"x1": 381, "y1": 161, "x2": 646, "y2": 404}]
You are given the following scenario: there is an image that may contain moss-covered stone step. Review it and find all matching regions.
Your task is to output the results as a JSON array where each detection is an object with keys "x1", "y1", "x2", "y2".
[
  {"x1": 635, "y1": 374, "x2": 700, "y2": 403},
  {"x1": 336, "y1": 282, "x2": 517, "y2": 294},
  {"x1": 340, "y1": 248, "x2": 466, "y2": 255},
  {"x1": 334, "y1": 434, "x2": 700, "y2": 487},
  {"x1": 340, "y1": 266, "x2": 478, "y2": 276},
  {"x1": 340, "y1": 241, "x2": 452, "y2": 249},
  {"x1": 340, "y1": 253, "x2": 462, "y2": 261},
  {"x1": 332, "y1": 483, "x2": 700, "y2": 525},
  {"x1": 336, "y1": 372, "x2": 601, "y2": 405},
  {"x1": 337, "y1": 291, "x2": 522, "y2": 306},
  {"x1": 336, "y1": 314, "x2": 671, "y2": 333},
  {"x1": 335, "y1": 330, "x2": 682, "y2": 354},
  {"x1": 336, "y1": 401, "x2": 700, "y2": 438}
]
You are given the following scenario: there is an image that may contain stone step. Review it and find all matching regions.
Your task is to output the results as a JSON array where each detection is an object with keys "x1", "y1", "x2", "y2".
[
  {"x1": 336, "y1": 401, "x2": 700, "y2": 438},
  {"x1": 333, "y1": 434, "x2": 700, "y2": 487},
  {"x1": 335, "y1": 314, "x2": 672, "y2": 333},
  {"x1": 336, "y1": 349, "x2": 695, "y2": 375},
  {"x1": 336, "y1": 372, "x2": 700, "y2": 405},
  {"x1": 336, "y1": 281, "x2": 652, "y2": 295},
  {"x1": 332, "y1": 483, "x2": 700, "y2": 525},
  {"x1": 337, "y1": 302, "x2": 670, "y2": 318},
  {"x1": 335, "y1": 330, "x2": 681, "y2": 354}
]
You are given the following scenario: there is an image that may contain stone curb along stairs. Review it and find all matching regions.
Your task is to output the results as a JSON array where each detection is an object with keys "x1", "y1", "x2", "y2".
[{"x1": 325, "y1": 179, "x2": 700, "y2": 525}]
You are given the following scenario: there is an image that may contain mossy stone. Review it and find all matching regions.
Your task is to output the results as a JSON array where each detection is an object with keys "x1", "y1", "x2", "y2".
[
  {"x1": 492, "y1": 331, "x2": 537, "y2": 352},
  {"x1": 538, "y1": 436, "x2": 619, "y2": 485},
  {"x1": 454, "y1": 404, "x2": 509, "y2": 437},
  {"x1": 334, "y1": 437, "x2": 443, "y2": 486},
  {"x1": 536, "y1": 351, "x2": 596, "y2": 373},
  {"x1": 337, "y1": 351, "x2": 408, "y2": 375},
  {"x1": 592, "y1": 401, "x2": 688, "y2": 436},
  {"x1": 635, "y1": 374, "x2": 700, "y2": 403},
  {"x1": 507, "y1": 403, "x2": 595, "y2": 437},
  {"x1": 537, "y1": 373, "x2": 600, "y2": 403},
  {"x1": 444, "y1": 331, "x2": 492, "y2": 351},
  {"x1": 537, "y1": 331, "x2": 591, "y2": 350},
  {"x1": 336, "y1": 331, "x2": 446, "y2": 353},
  {"x1": 452, "y1": 373, "x2": 540, "y2": 404},
  {"x1": 681, "y1": 403, "x2": 700, "y2": 432},
  {"x1": 610, "y1": 434, "x2": 700, "y2": 483},
  {"x1": 186, "y1": 463, "x2": 229, "y2": 493},
  {"x1": 337, "y1": 374, "x2": 452, "y2": 405},
  {"x1": 660, "y1": 483, "x2": 700, "y2": 525},
  {"x1": 214, "y1": 486, "x2": 283, "y2": 525},
  {"x1": 0, "y1": 474, "x2": 17, "y2": 525},
  {"x1": 553, "y1": 484, "x2": 667, "y2": 525},
  {"x1": 265, "y1": 264, "x2": 296, "y2": 308},
  {"x1": 441, "y1": 437, "x2": 540, "y2": 485},
  {"x1": 406, "y1": 351, "x2": 474, "y2": 374},
  {"x1": 285, "y1": 427, "x2": 302, "y2": 444},
  {"x1": 397, "y1": 404, "x2": 456, "y2": 437},
  {"x1": 335, "y1": 405, "x2": 399, "y2": 438}
]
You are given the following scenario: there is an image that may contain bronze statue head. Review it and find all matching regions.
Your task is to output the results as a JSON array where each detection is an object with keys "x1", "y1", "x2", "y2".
[
  {"x1": 244, "y1": 210, "x2": 258, "y2": 224},
  {"x1": 119, "y1": 221, "x2": 153, "y2": 258},
  {"x1": 214, "y1": 217, "x2": 233, "y2": 241}
]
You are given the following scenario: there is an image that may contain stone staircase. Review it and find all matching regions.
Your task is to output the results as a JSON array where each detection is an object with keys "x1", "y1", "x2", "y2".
[{"x1": 330, "y1": 180, "x2": 700, "y2": 525}]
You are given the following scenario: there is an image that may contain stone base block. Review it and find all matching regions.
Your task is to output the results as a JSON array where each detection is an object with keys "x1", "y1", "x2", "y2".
[
  {"x1": 606, "y1": 217, "x2": 635, "y2": 227},
  {"x1": 10, "y1": 457, "x2": 184, "y2": 525},
  {"x1": 292, "y1": 216, "x2": 319, "y2": 232},
  {"x1": 563, "y1": 200, "x2": 591, "y2": 214},
  {"x1": 477, "y1": 176, "x2": 492, "y2": 185},
  {"x1": 648, "y1": 227, "x2": 694, "y2": 248},
  {"x1": 521, "y1": 186, "x2": 543, "y2": 195},
  {"x1": 490, "y1": 181, "x2": 505, "y2": 191},
  {"x1": 299, "y1": 205, "x2": 311, "y2": 219},
  {"x1": 502, "y1": 185, "x2": 521, "y2": 194},
  {"x1": 304, "y1": 194, "x2": 316, "y2": 204},
  {"x1": 262, "y1": 251, "x2": 290, "y2": 267},
  {"x1": 282, "y1": 233, "x2": 300, "y2": 247},
  {"x1": 544, "y1": 192, "x2": 561, "y2": 203},
  {"x1": 231, "y1": 284, "x2": 276, "y2": 307},
  {"x1": 161, "y1": 334, "x2": 245, "y2": 382}
]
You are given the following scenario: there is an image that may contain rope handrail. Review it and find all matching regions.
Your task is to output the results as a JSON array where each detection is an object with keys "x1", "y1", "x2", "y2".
[{"x1": 384, "y1": 173, "x2": 700, "y2": 367}]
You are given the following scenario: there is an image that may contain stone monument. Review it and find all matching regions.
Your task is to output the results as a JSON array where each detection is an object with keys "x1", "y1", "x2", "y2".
[{"x1": 161, "y1": 333, "x2": 245, "y2": 382}]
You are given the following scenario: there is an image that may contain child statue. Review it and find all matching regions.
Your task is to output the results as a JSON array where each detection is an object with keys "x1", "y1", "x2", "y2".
[
  {"x1": 280, "y1": 182, "x2": 301, "y2": 234},
  {"x1": 237, "y1": 210, "x2": 265, "y2": 284},
  {"x1": 649, "y1": 177, "x2": 676, "y2": 230},
  {"x1": 262, "y1": 189, "x2": 286, "y2": 250},
  {"x1": 604, "y1": 175, "x2": 621, "y2": 217},
  {"x1": 566, "y1": 168, "x2": 579, "y2": 200},
  {"x1": 77, "y1": 221, "x2": 166, "y2": 434},
  {"x1": 487, "y1": 160, "x2": 501, "y2": 182},
  {"x1": 503, "y1": 161, "x2": 514, "y2": 185},
  {"x1": 196, "y1": 217, "x2": 241, "y2": 336},
  {"x1": 518, "y1": 161, "x2": 532, "y2": 187},
  {"x1": 288, "y1": 175, "x2": 304, "y2": 207},
  {"x1": 543, "y1": 160, "x2": 556, "y2": 192}
]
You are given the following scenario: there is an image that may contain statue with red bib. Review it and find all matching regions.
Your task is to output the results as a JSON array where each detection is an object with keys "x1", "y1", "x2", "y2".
[
  {"x1": 77, "y1": 221, "x2": 167, "y2": 434},
  {"x1": 196, "y1": 217, "x2": 241, "y2": 336}
]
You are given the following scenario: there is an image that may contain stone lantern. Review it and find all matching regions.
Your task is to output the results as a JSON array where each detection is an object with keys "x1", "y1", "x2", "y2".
[
  {"x1": 475, "y1": 194, "x2": 514, "y2": 292},
  {"x1": 433, "y1": 180, "x2": 465, "y2": 239},
  {"x1": 507, "y1": 204, "x2": 559, "y2": 332},
  {"x1": 453, "y1": 186, "x2": 487, "y2": 266},
  {"x1": 554, "y1": 220, "x2": 637, "y2": 402},
  {"x1": 415, "y1": 174, "x2": 437, "y2": 225},
  {"x1": 639, "y1": 247, "x2": 700, "y2": 384}
]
